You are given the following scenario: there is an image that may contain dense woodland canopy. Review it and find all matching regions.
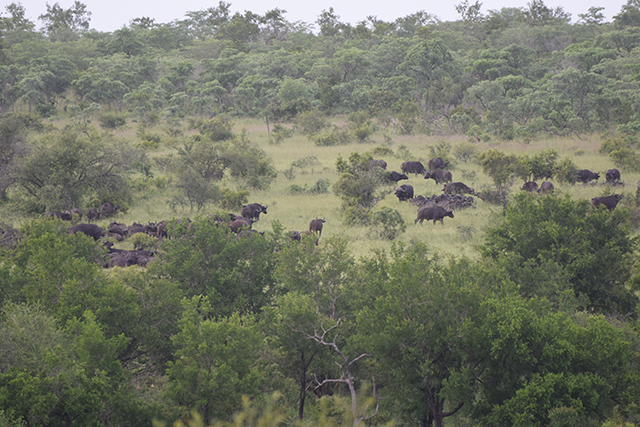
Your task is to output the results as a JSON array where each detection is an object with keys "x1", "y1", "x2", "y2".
[{"x1": 3, "y1": 1, "x2": 640, "y2": 426}]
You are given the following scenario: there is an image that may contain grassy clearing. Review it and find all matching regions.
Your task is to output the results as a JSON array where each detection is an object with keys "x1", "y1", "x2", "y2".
[{"x1": 34, "y1": 115, "x2": 640, "y2": 259}]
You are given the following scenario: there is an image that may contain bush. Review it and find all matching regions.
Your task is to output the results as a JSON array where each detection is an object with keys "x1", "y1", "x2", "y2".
[
  {"x1": 453, "y1": 141, "x2": 478, "y2": 163},
  {"x1": 219, "y1": 188, "x2": 249, "y2": 211},
  {"x1": 313, "y1": 125, "x2": 352, "y2": 146},
  {"x1": 269, "y1": 124, "x2": 293, "y2": 145},
  {"x1": 555, "y1": 158, "x2": 578, "y2": 184},
  {"x1": 98, "y1": 113, "x2": 127, "y2": 129},
  {"x1": 610, "y1": 147, "x2": 640, "y2": 172},
  {"x1": 370, "y1": 207, "x2": 406, "y2": 240},
  {"x1": 132, "y1": 233, "x2": 157, "y2": 251}
]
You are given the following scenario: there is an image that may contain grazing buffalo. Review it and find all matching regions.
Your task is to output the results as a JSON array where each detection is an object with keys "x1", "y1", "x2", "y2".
[
  {"x1": 370, "y1": 159, "x2": 387, "y2": 169},
  {"x1": 415, "y1": 206, "x2": 454, "y2": 225},
  {"x1": 395, "y1": 184, "x2": 414, "y2": 202},
  {"x1": 424, "y1": 169, "x2": 453, "y2": 184},
  {"x1": 443, "y1": 182, "x2": 476, "y2": 196},
  {"x1": 100, "y1": 202, "x2": 118, "y2": 218},
  {"x1": 309, "y1": 218, "x2": 326, "y2": 237},
  {"x1": 54, "y1": 211, "x2": 72, "y2": 220},
  {"x1": 428, "y1": 157, "x2": 449, "y2": 171},
  {"x1": 68, "y1": 223, "x2": 104, "y2": 241},
  {"x1": 401, "y1": 161, "x2": 427, "y2": 175},
  {"x1": 241, "y1": 203, "x2": 268, "y2": 221},
  {"x1": 590, "y1": 194, "x2": 623, "y2": 211},
  {"x1": 289, "y1": 230, "x2": 301, "y2": 241},
  {"x1": 538, "y1": 181, "x2": 555, "y2": 194},
  {"x1": 388, "y1": 171, "x2": 409, "y2": 183},
  {"x1": 577, "y1": 169, "x2": 600, "y2": 184},
  {"x1": 86, "y1": 208, "x2": 100, "y2": 222},
  {"x1": 521, "y1": 181, "x2": 538, "y2": 192},
  {"x1": 606, "y1": 168, "x2": 621, "y2": 184}
]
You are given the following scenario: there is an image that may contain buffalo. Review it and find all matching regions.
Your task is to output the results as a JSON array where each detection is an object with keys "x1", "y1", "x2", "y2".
[
  {"x1": 521, "y1": 181, "x2": 538, "y2": 192},
  {"x1": 87, "y1": 208, "x2": 100, "y2": 222},
  {"x1": 241, "y1": 203, "x2": 268, "y2": 221},
  {"x1": 68, "y1": 223, "x2": 104, "y2": 241},
  {"x1": 577, "y1": 169, "x2": 600, "y2": 184},
  {"x1": 590, "y1": 194, "x2": 623, "y2": 211},
  {"x1": 309, "y1": 218, "x2": 326, "y2": 237},
  {"x1": 605, "y1": 168, "x2": 621, "y2": 184},
  {"x1": 70, "y1": 208, "x2": 82, "y2": 220},
  {"x1": 424, "y1": 170, "x2": 453, "y2": 184},
  {"x1": 289, "y1": 230, "x2": 301, "y2": 241},
  {"x1": 53, "y1": 211, "x2": 72, "y2": 220},
  {"x1": 229, "y1": 217, "x2": 254, "y2": 233},
  {"x1": 395, "y1": 184, "x2": 414, "y2": 202},
  {"x1": 538, "y1": 181, "x2": 555, "y2": 194},
  {"x1": 388, "y1": 171, "x2": 409, "y2": 183},
  {"x1": 415, "y1": 206, "x2": 454, "y2": 225},
  {"x1": 443, "y1": 182, "x2": 476, "y2": 196},
  {"x1": 401, "y1": 161, "x2": 427, "y2": 175},
  {"x1": 427, "y1": 157, "x2": 449, "y2": 171},
  {"x1": 100, "y1": 202, "x2": 118, "y2": 218}
]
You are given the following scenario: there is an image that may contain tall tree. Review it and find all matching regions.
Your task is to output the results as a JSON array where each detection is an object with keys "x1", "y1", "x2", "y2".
[{"x1": 38, "y1": 1, "x2": 92, "y2": 41}]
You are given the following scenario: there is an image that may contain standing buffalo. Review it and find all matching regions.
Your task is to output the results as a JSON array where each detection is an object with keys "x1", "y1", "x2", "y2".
[
  {"x1": 229, "y1": 217, "x2": 254, "y2": 233},
  {"x1": 443, "y1": 182, "x2": 476, "y2": 196},
  {"x1": 394, "y1": 184, "x2": 414, "y2": 202},
  {"x1": 241, "y1": 203, "x2": 268, "y2": 221},
  {"x1": 401, "y1": 161, "x2": 427, "y2": 175},
  {"x1": 521, "y1": 181, "x2": 538, "y2": 192},
  {"x1": 590, "y1": 194, "x2": 623, "y2": 211},
  {"x1": 309, "y1": 218, "x2": 326, "y2": 237},
  {"x1": 424, "y1": 170, "x2": 453, "y2": 184},
  {"x1": 415, "y1": 206, "x2": 454, "y2": 225},
  {"x1": 100, "y1": 202, "x2": 118, "y2": 218},
  {"x1": 388, "y1": 171, "x2": 409, "y2": 183},
  {"x1": 87, "y1": 208, "x2": 100, "y2": 222},
  {"x1": 68, "y1": 223, "x2": 104, "y2": 241},
  {"x1": 427, "y1": 157, "x2": 449, "y2": 171},
  {"x1": 577, "y1": 169, "x2": 600, "y2": 184},
  {"x1": 606, "y1": 168, "x2": 621, "y2": 184},
  {"x1": 538, "y1": 181, "x2": 555, "y2": 194}
]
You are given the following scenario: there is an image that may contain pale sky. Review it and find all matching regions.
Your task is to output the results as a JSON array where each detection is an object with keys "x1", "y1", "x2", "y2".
[{"x1": 6, "y1": 0, "x2": 630, "y2": 32}]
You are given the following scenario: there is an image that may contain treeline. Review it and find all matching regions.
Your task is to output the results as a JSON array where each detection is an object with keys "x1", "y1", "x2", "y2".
[
  {"x1": 0, "y1": 194, "x2": 639, "y2": 426},
  {"x1": 1, "y1": 1, "x2": 640, "y2": 140}
]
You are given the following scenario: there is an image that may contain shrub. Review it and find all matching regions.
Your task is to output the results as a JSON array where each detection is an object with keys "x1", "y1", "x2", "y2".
[
  {"x1": 453, "y1": 141, "x2": 478, "y2": 163},
  {"x1": 219, "y1": 188, "x2": 249, "y2": 211},
  {"x1": 313, "y1": 126, "x2": 352, "y2": 146},
  {"x1": 370, "y1": 207, "x2": 406, "y2": 240},
  {"x1": 269, "y1": 124, "x2": 293, "y2": 145},
  {"x1": 98, "y1": 112, "x2": 127, "y2": 129},
  {"x1": 555, "y1": 158, "x2": 578, "y2": 184},
  {"x1": 132, "y1": 233, "x2": 157, "y2": 251}
]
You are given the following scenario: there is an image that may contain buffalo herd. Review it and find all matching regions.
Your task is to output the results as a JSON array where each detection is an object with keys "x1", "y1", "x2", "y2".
[{"x1": 33, "y1": 155, "x2": 632, "y2": 268}]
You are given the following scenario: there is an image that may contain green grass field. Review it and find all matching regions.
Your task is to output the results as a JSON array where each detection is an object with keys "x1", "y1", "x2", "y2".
[{"x1": 33, "y1": 116, "x2": 640, "y2": 259}]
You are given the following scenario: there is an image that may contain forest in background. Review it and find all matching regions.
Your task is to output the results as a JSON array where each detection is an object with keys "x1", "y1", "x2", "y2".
[{"x1": 2, "y1": 1, "x2": 640, "y2": 426}]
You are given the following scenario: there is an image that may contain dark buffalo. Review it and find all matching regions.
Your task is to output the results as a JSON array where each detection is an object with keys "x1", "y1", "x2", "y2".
[
  {"x1": 68, "y1": 223, "x2": 104, "y2": 241},
  {"x1": 424, "y1": 170, "x2": 453, "y2": 184},
  {"x1": 370, "y1": 159, "x2": 387, "y2": 169},
  {"x1": 388, "y1": 171, "x2": 409, "y2": 183},
  {"x1": 289, "y1": 230, "x2": 301, "y2": 241},
  {"x1": 427, "y1": 157, "x2": 450, "y2": 171},
  {"x1": 538, "y1": 181, "x2": 555, "y2": 194},
  {"x1": 87, "y1": 208, "x2": 100, "y2": 222},
  {"x1": 577, "y1": 169, "x2": 600, "y2": 184},
  {"x1": 521, "y1": 181, "x2": 538, "y2": 192},
  {"x1": 53, "y1": 211, "x2": 72, "y2": 220},
  {"x1": 100, "y1": 202, "x2": 118, "y2": 218},
  {"x1": 415, "y1": 206, "x2": 454, "y2": 225},
  {"x1": 605, "y1": 168, "x2": 621, "y2": 184},
  {"x1": 309, "y1": 218, "x2": 326, "y2": 237},
  {"x1": 241, "y1": 203, "x2": 268, "y2": 221},
  {"x1": 443, "y1": 182, "x2": 476, "y2": 196},
  {"x1": 70, "y1": 208, "x2": 82, "y2": 220},
  {"x1": 395, "y1": 184, "x2": 414, "y2": 202},
  {"x1": 590, "y1": 194, "x2": 623, "y2": 211},
  {"x1": 41, "y1": 212, "x2": 54, "y2": 219},
  {"x1": 401, "y1": 161, "x2": 427, "y2": 175}
]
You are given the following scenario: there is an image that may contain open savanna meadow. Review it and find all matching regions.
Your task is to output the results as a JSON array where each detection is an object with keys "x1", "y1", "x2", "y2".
[{"x1": 44, "y1": 116, "x2": 636, "y2": 260}]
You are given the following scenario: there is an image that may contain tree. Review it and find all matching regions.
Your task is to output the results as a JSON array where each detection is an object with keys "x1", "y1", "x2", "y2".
[
  {"x1": 38, "y1": 1, "x2": 91, "y2": 41},
  {"x1": 614, "y1": 0, "x2": 640, "y2": 27},
  {"x1": 356, "y1": 244, "x2": 485, "y2": 427},
  {"x1": 481, "y1": 193, "x2": 638, "y2": 315},
  {"x1": 522, "y1": 0, "x2": 571, "y2": 26},
  {"x1": 166, "y1": 297, "x2": 264, "y2": 424},
  {"x1": 478, "y1": 149, "x2": 522, "y2": 214},
  {"x1": 7, "y1": 128, "x2": 135, "y2": 212}
]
